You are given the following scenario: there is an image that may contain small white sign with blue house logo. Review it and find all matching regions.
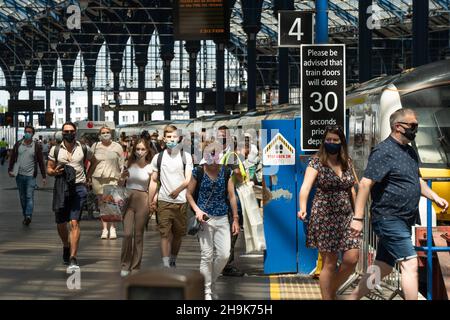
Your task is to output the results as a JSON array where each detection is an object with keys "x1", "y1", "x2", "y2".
[{"x1": 263, "y1": 133, "x2": 295, "y2": 166}]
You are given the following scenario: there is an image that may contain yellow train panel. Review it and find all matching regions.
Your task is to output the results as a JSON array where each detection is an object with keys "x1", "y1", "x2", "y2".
[{"x1": 419, "y1": 168, "x2": 450, "y2": 222}]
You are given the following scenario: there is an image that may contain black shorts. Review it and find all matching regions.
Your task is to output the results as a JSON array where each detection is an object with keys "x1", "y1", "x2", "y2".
[{"x1": 55, "y1": 184, "x2": 87, "y2": 224}]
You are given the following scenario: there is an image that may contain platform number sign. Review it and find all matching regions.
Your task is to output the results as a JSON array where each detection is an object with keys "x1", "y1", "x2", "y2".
[
  {"x1": 278, "y1": 11, "x2": 314, "y2": 47},
  {"x1": 300, "y1": 44, "x2": 346, "y2": 151}
]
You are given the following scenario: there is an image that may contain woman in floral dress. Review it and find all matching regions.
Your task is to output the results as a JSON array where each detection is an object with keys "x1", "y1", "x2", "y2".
[{"x1": 298, "y1": 125, "x2": 361, "y2": 300}]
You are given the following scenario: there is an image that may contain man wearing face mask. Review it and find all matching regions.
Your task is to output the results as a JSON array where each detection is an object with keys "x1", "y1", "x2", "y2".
[
  {"x1": 8, "y1": 125, "x2": 47, "y2": 226},
  {"x1": 47, "y1": 122, "x2": 93, "y2": 269},
  {"x1": 348, "y1": 108, "x2": 448, "y2": 300},
  {"x1": 149, "y1": 125, "x2": 193, "y2": 268}
]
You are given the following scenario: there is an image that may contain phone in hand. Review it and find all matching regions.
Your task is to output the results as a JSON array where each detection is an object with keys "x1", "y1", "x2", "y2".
[{"x1": 202, "y1": 214, "x2": 210, "y2": 221}]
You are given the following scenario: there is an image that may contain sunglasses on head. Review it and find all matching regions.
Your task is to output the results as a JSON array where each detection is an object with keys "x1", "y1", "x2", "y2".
[
  {"x1": 324, "y1": 125, "x2": 343, "y2": 132},
  {"x1": 397, "y1": 122, "x2": 419, "y2": 130}
]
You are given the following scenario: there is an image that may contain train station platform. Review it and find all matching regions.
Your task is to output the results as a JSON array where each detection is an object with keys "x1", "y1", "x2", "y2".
[{"x1": 0, "y1": 165, "x2": 408, "y2": 300}]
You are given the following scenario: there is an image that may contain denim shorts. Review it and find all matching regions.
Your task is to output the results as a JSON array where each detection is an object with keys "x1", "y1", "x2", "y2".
[
  {"x1": 372, "y1": 215, "x2": 417, "y2": 267},
  {"x1": 55, "y1": 184, "x2": 87, "y2": 224}
]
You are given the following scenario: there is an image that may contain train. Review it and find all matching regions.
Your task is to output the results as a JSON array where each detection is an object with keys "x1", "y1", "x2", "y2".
[{"x1": 116, "y1": 59, "x2": 450, "y2": 224}]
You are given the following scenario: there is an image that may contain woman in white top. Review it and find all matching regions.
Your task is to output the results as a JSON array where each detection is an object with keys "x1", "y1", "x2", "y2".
[
  {"x1": 118, "y1": 138, "x2": 155, "y2": 277},
  {"x1": 87, "y1": 126, "x2": 123, "y2": 240}
]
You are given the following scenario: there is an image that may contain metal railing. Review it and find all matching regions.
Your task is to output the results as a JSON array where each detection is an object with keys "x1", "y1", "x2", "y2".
[{"x1": 414, "y1": 177, "x2": 450, "y2": 300}]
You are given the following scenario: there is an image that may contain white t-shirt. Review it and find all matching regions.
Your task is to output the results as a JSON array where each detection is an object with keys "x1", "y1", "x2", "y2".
[
  {"x1": 150, "y1": 150, "x2": 193, "y2": 204},
  {"x1": 126, "y1": 163, "x2": 152, "y2": 192}
]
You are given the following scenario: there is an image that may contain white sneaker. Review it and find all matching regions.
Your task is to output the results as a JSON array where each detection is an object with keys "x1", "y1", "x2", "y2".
[
  {"x1": 120, "y1": 270, "x2": 130, "y2": 277},
  {"x1": 205, "y1": 293, "x2": 212, "y2": 300},
  {"x1": 101, "y1": 229, "x2": 108, "y2": 239},
  {"x1": 109, "y1": 227, "x2": 117, "y2": 239}
]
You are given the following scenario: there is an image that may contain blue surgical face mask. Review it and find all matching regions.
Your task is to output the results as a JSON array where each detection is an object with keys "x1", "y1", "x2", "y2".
[
  {"x1": 324, "y1": 142, "x2": 341, "y2": 155},
  {"x1": 166, "y1": 141, "x2": 178, "y2": 149},
  {"x1": 24, "y1": 133, "x2": 33, "y2": 140}
]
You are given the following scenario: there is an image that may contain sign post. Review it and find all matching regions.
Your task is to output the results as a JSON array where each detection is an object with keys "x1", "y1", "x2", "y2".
[
  {"x1": 278, "y1": 11, "x2": 314, "y2": 47},
  {"x1": 300, "y1": 44, "x2": 346, "y2": 151}
]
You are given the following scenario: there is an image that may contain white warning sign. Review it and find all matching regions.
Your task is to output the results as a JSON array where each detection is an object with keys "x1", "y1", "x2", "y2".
[{"x1": 263, "y1": 133, "x2": 295, "y2": 166}]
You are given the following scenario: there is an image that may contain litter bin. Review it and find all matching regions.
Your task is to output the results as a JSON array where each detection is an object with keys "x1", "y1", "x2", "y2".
[{"x1": 122, "y1": 269, "x2": 204, "y2": 300}]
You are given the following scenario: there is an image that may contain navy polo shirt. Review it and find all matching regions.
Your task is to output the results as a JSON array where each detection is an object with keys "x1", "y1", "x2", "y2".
[{"x1": 363, "y1": 136, "x2": 421, "y2": 224}]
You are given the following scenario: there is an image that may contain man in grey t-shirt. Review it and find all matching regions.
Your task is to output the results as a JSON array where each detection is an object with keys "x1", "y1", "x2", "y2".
[{"x1": 8, "y1": 126, "x2": 47, "y2": 226}]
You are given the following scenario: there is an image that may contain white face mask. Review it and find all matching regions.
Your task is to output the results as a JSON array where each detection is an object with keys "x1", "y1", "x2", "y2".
[
  {"x1": 135, "y1": 151, "x2": 147, "y2": 159},
  {"x1": 100, "y1": 133, "x2": 111, "y2": 141}
]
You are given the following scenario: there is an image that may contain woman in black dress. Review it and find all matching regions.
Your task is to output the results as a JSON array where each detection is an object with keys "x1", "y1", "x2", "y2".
[{"x1": 298, "y1": 125, "x2": 361, "y2": 300}]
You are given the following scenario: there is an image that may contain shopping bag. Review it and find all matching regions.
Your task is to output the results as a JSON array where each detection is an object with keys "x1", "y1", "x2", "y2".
[
  {"x1": 236, "y1": 182, "x2": 266, "y2": 253},
  {"x1": 99, "y1": 185, "x2": 130, "y2": 222},
  {"x1": 187, "y1": 215, "x2": 201, "y2": 236}
]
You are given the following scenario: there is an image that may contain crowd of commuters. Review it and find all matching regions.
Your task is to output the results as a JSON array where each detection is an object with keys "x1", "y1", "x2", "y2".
[{"x1": 4, "y1": 107, "x2": 448, "y2": 300}]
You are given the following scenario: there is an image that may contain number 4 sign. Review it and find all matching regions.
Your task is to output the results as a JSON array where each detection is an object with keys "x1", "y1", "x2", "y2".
[{"x1": 278, "y1": 11, "x2": 314, "y2": 47}]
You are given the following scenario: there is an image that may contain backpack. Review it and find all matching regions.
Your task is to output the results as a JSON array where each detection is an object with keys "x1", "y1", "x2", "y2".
[
  {"x1": 194, "y1": 165, "x2": 232, "y2": 204},
  {"x1": 156, "y1": 150, "x2": 187, "y2": 176},
  {"x1": 54, "y1": 143, "x2": 88, "y2": 171}
]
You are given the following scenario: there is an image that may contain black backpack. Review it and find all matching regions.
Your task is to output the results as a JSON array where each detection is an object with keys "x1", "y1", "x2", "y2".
[
  {"x1": 156, "y1": 150, "x2": 187, "y2": 176},
  {"x1": 53, "y1": 143, "x2": 88, "y2": 174}
]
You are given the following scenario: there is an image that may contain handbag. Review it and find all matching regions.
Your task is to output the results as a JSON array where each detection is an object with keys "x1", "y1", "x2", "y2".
[
  {"x1": 348, "y1": 160, "x2": 359, "y2": 212},
  {"x1": 99, "y1": 185, "x2": 131, "y2": 222},
  {"x1": 187, "y1": 215, "x2": 201, "y2": 235}
]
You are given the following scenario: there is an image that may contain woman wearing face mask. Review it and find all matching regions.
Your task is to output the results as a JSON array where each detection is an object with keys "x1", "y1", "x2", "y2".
[
  {"x1": 118, "y1": 139, "x2": 155, "y2": 277},
  {"x1": 297, "y1": 125, "x2": 361, "y2": 300},
  {"x1": 86, "y1": 126, "x2": 123, "y2": 239},
  {"x1": 186, "y1": 140, "x2": 239, "y2": 300}
]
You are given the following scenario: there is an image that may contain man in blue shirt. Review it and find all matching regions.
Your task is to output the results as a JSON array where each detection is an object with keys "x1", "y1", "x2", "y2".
[{"x1": 348, "y1": 108, "x2": 448, "y2": 300}]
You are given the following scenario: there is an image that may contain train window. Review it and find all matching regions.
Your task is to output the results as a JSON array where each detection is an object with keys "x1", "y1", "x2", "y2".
[
  {"x1": 399, "y1": 86, "x2": 450, "y2": 167},
  {"x1": 411, "y1": 107, "x2": 450, "y2": 167}
]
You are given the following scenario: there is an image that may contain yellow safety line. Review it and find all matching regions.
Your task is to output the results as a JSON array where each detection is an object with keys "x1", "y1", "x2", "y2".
[{"x1": 269, "y1": 275, "x2": 281, "y2": 300}]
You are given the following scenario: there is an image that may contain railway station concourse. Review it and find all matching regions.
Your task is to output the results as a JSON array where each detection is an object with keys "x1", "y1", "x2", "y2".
[{"x1": 0, "y1": 0, "x2": 449, "y2": 303}]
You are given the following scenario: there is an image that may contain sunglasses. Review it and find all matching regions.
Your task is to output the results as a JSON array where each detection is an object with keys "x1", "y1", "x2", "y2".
[
  {"x1": 397, "y1": 122, "x2": 419, "y2": 130},
  {"x1": 324, "y1": 125, "x2": 343, "y2": 132}
]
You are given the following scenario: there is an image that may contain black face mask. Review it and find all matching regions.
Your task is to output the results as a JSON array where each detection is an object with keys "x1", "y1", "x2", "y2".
[
  {"x1": 401, "y1": 127, "x2": 418, "y2": 141},
  {"x1": 63, "y1": 133, "x2": 76, "y2": 143},
  {"x1": 324, "y1": 142, "x2": 341, "y2": 155}
]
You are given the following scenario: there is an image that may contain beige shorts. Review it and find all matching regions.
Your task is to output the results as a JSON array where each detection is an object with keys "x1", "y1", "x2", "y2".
[
  {"x1": 92, "y1": 177, "x2": 119, "y2": 195},
  {"x1": 157, "y1": 200, "x2": 188, "y2": 238}
]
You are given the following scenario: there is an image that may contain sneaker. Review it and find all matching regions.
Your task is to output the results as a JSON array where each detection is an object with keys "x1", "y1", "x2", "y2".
[
  {"x1": 169, "y1": 261, "x2": 176, "y2": 268},
  {"x1": 222, "y1": 266, "x2": 244, "y2": 277},
  {"x1": 109, "y1": 227, "x2": 117, "y2": 239},
  {"x1": 63, "y1": 246, "x2": 70, "y2": 265},
  {"x1": 23, "y1": 217, "x2": 31, "y2": 226},
  {"x1": 205, "y1": 293, "x2": 212, "y2": 300},
  {"x1": 120, "y1": 270, "x2": 130, "y2": 277},
  {"x1": 101, "y1": 229, "x2": 108, "y2": 239},
  {"x1": 68, "y1": 257, "x2": 79, "y2": 269}
]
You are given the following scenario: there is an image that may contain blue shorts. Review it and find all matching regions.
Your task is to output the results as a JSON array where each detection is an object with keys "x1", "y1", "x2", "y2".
[
  {"x1": 55, "y1": 184, "x2": 87, "y2": 224},
  {"x1": 372, "y1": 215, "x2": 417, "y2": 267}
]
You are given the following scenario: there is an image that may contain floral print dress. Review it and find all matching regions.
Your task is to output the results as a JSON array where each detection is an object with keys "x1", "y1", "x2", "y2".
[{"x1": 306, "y1": 157, "x2": 361, "y2": 252}]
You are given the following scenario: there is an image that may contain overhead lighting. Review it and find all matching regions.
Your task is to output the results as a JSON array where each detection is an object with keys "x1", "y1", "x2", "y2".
[
  {"x1": 24, "y1": 59, "x2": 31, "y2": 66},
  {"x1": 50, "y1": 43, "x2": 57, "y2": 50},
  {"x1": 79, "y1": 0, "x2": 89, "y2": 10},
  {"x1": 63, "y1": 32, "x2": 71, "y2": 40},
  {"x1": 127, "y1": 9, "x2": 132, "y2": 18},
  {"x1": 36, "y1": 52, "x2": 44, "y2": 59},
  {"x1": 10, "y1": 65, "x2": 15, "y2": 71}
]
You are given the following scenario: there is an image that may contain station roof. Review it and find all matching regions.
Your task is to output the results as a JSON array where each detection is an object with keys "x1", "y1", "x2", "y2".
[{"x1": 0, "y1": 0, "x2": 449, "y2": 88}]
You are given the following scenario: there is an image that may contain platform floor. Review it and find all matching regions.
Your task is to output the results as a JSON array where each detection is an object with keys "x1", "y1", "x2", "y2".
[{"x1": 0, "y1": 164, "x2": 406, "y2": 300}]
